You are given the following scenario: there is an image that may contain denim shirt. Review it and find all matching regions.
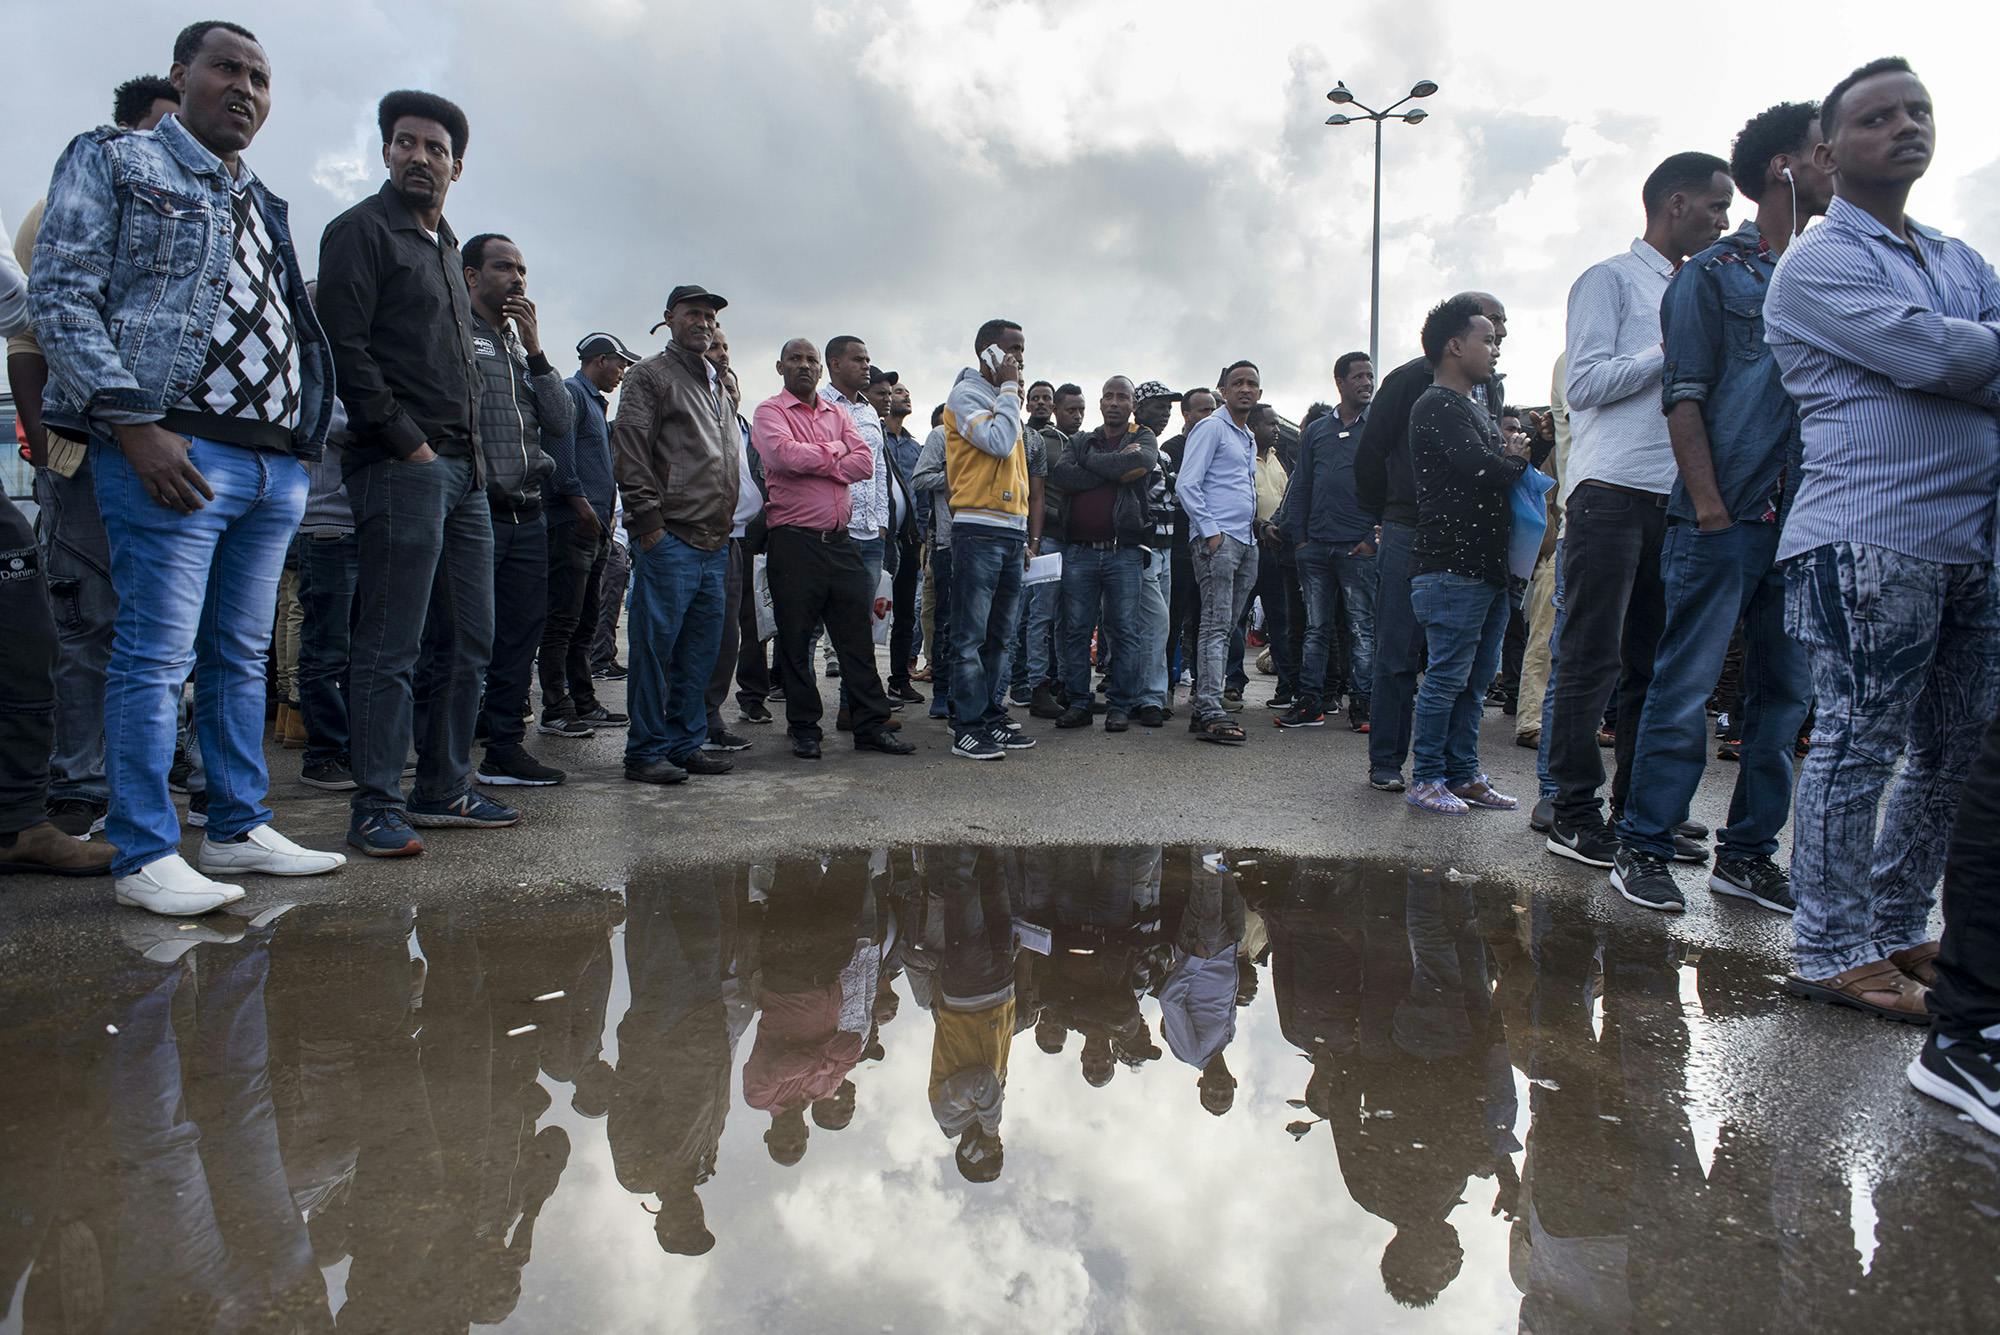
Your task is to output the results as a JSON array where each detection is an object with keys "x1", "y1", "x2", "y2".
[
  {"x1": 27, "y1": 114, "x2": 333, "y2": 459},
  {"x1": 1660, "y1": 220, "x2": 1795, "y2": 525}
]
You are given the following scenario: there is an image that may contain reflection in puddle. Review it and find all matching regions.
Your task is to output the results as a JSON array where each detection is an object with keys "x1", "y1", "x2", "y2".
[{"x1": 2, "y1": 848, "x2": 1995, "y2": 1333}]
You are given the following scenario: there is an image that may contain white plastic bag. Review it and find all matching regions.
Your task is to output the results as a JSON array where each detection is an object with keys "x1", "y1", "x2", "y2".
[
  {"x1": 752, "y1": 554, "x2": 777, "y2": 642},
  {"x1": 871, "y1": 569, "x2": 895, "y2": 645}
]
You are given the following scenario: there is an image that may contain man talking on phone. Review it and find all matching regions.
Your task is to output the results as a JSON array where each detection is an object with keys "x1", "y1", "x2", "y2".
[{"x1": 941, "y1": 319, "x2": 1036, "y2": 761}]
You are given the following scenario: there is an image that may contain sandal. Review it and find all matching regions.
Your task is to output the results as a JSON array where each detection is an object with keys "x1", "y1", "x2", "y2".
[
  {"x1": 1889, "y1": 941, "x2": 1940, "y2": 987},
  {"x1": 1448, "y1": 776, "x2": 1518, "y2": 810},
  {"x1": 1784, "y1": 960, "x2": 1930, "y2": 1025},
  {"x1": 1195, "y1": 716, "x2": 1246, "y2": 745}
]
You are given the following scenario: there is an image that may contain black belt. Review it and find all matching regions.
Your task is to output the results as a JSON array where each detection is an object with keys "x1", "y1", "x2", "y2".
[
  {"x1": 773, "y1": 525, "x2": 851, "y2": 544},
  {"x1": 1579, "y1": 479, "x2": 1669, "y2": 508},
  {"x1": 1070, "y1": 539, "x2": 1120, "y2": 551}
]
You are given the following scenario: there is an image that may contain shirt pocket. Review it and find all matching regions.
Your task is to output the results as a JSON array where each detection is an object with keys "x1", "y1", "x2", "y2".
[
  {"x1": 123, "y1": 182, "x2": 210, "y2": 278},
  {"x1": 1722, "y1": 295, "x2": 1765, "y2": 363}
]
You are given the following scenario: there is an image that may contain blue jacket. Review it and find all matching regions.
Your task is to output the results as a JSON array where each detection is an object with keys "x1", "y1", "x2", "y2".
[
  {"x1": 1659, "y1": 220, "x2": 1797, "y2": 525},
  {"x1": 27, "y1": 114, "x2": 333, "y2": 459},
  {"x1": 1278, "y1": 405, "x2": 1372, "y2": 547}
]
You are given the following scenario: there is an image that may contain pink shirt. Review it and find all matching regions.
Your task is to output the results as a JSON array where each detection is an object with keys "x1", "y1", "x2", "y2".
[{"x1": 751, "y1": 390, "x2": 874, "y2": 531}]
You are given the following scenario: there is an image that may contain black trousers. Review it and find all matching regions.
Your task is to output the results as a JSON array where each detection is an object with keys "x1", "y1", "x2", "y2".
[
  {"x1": 539, "y1": 519, "x2": 607, "y2": 715},
  {"x1": 889, "y1": 536, "x2": 922, "y2": 689},
  {"x1": 1548, "y1": 484, "x2": 1667, "y2": 826},
  {"x1": 1933, "y1": 703, "x2": 2000, "y2": 1039},
  {"x1": 705, "y1": 537, "x2": 747, "y2": 733},
  {"x1": 479, "y1": 513, "x2": 549, "y2": 751},
  {"x1": 1169, "y1": 536, "x2": 1199, "y2": 679},
  {"x1": 734, "y1": 545, "x2": 772, "y2": 707},
  {"x1": 591, "y1": 539, "x2": 630, "y2": 671},
  {"x1": 0, "y1": 494, "x2": 55, "y2": 835},
  {"x1": 767, "y1": 527, "x2": 891, "y2": 742}
]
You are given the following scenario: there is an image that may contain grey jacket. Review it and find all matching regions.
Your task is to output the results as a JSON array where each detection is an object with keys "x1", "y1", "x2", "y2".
[{"x1": 470, "y1": 311, "x2": 572, "y2": 519}]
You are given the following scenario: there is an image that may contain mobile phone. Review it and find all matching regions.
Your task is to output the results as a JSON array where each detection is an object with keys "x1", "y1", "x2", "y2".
[{"x1": 980, "y1": 344, "x2": 1010, "y2": 377}]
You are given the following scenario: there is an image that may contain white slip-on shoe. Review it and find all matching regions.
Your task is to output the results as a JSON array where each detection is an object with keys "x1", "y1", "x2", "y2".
[
  {"x1": 198, "y1": 825, "x2": 348, "y2": 878},
  {"x1": 115, "y1": 855, "x2": 246, "y2": 917}
]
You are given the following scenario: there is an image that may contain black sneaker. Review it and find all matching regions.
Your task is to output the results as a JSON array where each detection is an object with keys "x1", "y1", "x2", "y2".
[
  {"x1": 1275, "y1": 700, "x2": 1324, "y2": 729},
  {"x1": 1054, "y1": 704, "x2": 1093, "y2": 729},
  {"x1": 1368, "y1": 773, "x2": 1406, "y2": 793},
  {"x1": 1267, "y1": 690, "x2": 1293, "y2": 710},
  {"x1": 702, "y1": 728, "x2": 753, "y2": 753},
  {"x1": 597, "y1": 661, "x2": 629, "y2": 680},
  {"x1": 674, "y1": 751, "x2": 734, "y2": 776},
  {"x1": 824, "y1": 659, "x2": 841, "y2": 679},
  {"x1": 187, "y1": 790, "x2": 209, "y2": 828},
  {"x1": 300, "y1": 759, "x2": 357, "y2": 792},
  {"x1": 46, "y1": 797, "x2": 108, "y2": 839},
  {"x1": 1029, "y1": 683, "x2": 1066, "y2": 719},
  {"x1": 1134, "y1": 705, "x2": 1167, "y2": 728},
  {"x1": 539, "y1": 712, "x2": 594, "y2": 738},
  {"x1": 476, "y1": 748, "x2": 566, "y2": 787},
  {"x1": 1709, "y1": 856, "x2": 1796, "y2": 914},
  {"x1": 1908, "y1": 1031, "x2": 2000, "y2": 1137},
  {"x1": 576, "y1": 704, "x2": 629, "y2": 728},
  {"x1": 1672, "y1": 834, "x2": 1710, "y2": 865},
  {"x1": 1546, "y1": 819, "x2": 1619, "y2": 868},
  {"x1": 891, "y1": 682, "x2": 927, "y2": 705},
  {"x1": 952, "y1": 732, "x2": 1005, "y2": 761},
  {"x1": 739, "y1": 698, "x2": 774, "y2": 725},
  {"x1": 1610, "y1": 847, "x2": 1684, "y2": 912},
  {"x1": 989, "y1": 721, "x2": 1036, "y2": 750},
  {"x1": 168, "y1": 748, "x2": 193, "y2": 795}
]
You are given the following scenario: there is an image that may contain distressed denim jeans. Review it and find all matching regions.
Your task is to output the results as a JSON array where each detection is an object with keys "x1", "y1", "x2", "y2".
[
  {"x1": 1189, "y1": 535, "x2": 1257, "y2": 722},
  {"x1": 1785, "y1": 543, "x2": 2000, "y2": 979}
]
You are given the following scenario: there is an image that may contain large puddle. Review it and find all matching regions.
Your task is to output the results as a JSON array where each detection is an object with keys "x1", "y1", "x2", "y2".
[{"x1": 2, "y1": 846, "x2": 1995, "y2": 1333}]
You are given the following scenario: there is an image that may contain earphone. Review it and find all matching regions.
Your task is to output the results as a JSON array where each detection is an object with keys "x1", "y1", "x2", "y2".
[{"x1": 1782, "y1": 164, "x2": 1799, "y2": 237}]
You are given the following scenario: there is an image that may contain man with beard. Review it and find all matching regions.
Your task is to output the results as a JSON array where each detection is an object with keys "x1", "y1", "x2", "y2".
[{"x1": 321, "y1": 88, "x2": 517, "y2": 856}]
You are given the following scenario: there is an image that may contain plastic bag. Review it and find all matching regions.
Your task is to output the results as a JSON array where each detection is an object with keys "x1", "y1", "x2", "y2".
[
  {"x1": 1508, "y1": 466, "x2": 1556, "y2": 581},
  {"x1": 752, "y1": 554, "x2": 776, "y2": 642}
]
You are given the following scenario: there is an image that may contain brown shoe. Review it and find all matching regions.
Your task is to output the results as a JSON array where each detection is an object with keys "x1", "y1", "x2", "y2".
[
  {"x1": 1515, "y1": 729, "x2": 1540, "y2": 750},
  {"x1": 1889, "y1": 941, "x2": 1941, "y2": 987},
  {"x1": 0, "y1": 821, "x2": 117, "y2": 877},
  {"x1": 276, "y1": 702, "x2": 308, "y2": 749},
  {"x1": 1784, "y1": 959, "x2": 1930, "y2": 1025}
]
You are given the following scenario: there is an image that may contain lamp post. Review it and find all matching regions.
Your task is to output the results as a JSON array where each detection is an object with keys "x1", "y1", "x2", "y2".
[{"x1": 1325, "y1": 79, "x2": 1438, "y2": 369}]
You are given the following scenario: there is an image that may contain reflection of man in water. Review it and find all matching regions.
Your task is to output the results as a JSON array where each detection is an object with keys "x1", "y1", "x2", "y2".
[
  {"x1": 927, "y1": 846, "x2": 1023, "y2": 1182},
  {"x1": 609, "y1": 871, "x2": 737, "y2": 1256},
  {"x1": 742, "y1": 855, "x2": 880, "y2": 1167},
  {"x1": 1027, "y1": 846, "x2": 1167, "y2": 1086},
  {"x1": 1158, "y1": 848, "x2": 1247, "y2": 1114}
]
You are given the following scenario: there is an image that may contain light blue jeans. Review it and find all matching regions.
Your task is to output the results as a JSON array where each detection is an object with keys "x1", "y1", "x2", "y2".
[
  {"x1": 1138, "y1": 549, "x2": 1171, "y2": 710},
  {"x1": 1409, "y1": 571, "x2": 1510, "y2": 786},
  {"x1": 1785, "y1": 543, "x2": 2000, "y2": 978},
  {"x1": 94, "y1": 438, "x2": 308, "y2": 876}
]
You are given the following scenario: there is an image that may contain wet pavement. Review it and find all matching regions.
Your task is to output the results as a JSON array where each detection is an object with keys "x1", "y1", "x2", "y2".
[{"x1": 2, "y1": 845, "x2": 1995, "y2": 1334}]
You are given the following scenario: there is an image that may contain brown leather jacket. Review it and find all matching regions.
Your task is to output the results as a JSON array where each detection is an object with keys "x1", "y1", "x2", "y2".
[{"x1": 611, "y1": 341, "x2": 739, "y2": 551}]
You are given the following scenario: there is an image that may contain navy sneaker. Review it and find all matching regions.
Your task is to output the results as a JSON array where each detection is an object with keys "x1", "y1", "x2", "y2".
[
  {"x1": 407, "y1": 791, "x2": 521, "y2": 829},
  {"x1": 1908, "y1": 1031, "x2": 2000, "y2": 1137},
  {"x1": 348, "y1": 809, "x2": 425, "y2": 858}
]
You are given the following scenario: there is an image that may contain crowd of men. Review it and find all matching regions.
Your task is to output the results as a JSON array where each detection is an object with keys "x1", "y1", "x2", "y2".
[{"x1": 0, "y1": 25, "x2": 1995, "y2": 1139}]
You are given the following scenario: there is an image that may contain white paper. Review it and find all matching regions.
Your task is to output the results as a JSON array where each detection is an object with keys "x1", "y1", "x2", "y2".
[
  {"x1": 1023, "y1": 551, "x2": 1063, "y2": 586},
  {"x1": 752, "y1": 554, "x2": 776, "y2": 642}
]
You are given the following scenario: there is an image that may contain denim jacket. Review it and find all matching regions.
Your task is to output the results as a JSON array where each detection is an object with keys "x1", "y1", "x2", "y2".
[
  {"x1": 1659, "y1": 220, "x2": 1797, "y2": 524},
  {"x1": 27, "y1": 114, "x2": 333, "y2": 459}
]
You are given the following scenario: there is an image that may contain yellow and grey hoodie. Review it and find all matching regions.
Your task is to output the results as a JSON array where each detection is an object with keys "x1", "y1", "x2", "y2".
[{"x1": 942, "y1": 367, "x2": 1028, "y2": 534}]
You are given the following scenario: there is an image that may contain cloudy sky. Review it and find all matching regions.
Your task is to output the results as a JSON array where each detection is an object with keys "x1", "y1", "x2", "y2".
[{"x1": 7, "y1": 0, "x2": 1997, "y2": 419}]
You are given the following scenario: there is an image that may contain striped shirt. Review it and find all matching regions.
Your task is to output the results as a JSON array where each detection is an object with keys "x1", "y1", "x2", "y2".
[
  {"x1": 1561, "y1": 239, "x2": 1675, "y2": 503},
  {"x1": 1765, "y1": 196, "x2": 2000, "y2": 565},
  {"x1": 821, "y1": 384, "x2": 890, "y2": 538}
]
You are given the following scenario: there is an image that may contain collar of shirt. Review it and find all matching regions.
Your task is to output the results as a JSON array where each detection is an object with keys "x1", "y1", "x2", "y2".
[
  {"x1": 1629, "y1": 236, "x2": 1677, "y2": 279},
  {"x1": 154, "y1": 114, "x2": 257, "y2": 189},
  {"x1": 1822, "y1": 193, "x2": 1946, "y2": 253},
  {"x1": 376, "y1": 180, "x2": 456, "y2": 245}
]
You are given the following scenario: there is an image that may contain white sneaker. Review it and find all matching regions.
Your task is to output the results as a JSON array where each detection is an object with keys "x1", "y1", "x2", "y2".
[
  {"x1": 115, "y1": 855, "x2": 245, "y2": 917},
  {"x1": 198, "y1": 825, "x2": 347, "y2": 878}
]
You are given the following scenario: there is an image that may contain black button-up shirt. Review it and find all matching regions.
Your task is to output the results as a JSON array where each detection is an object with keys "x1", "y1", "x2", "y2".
[{"x1": 316, "y1": 182, "x2": 479, "y2": 469}]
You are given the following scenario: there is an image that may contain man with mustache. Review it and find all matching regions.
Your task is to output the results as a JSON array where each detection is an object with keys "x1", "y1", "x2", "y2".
[
  {"x1": 458, "y1": 233, "x2": 574, "y2": 788},
  {"x1": 320, "y1": 88, "x2": 515, "y2": 856}
]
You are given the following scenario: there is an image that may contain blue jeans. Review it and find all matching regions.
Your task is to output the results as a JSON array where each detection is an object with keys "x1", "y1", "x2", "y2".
[
  {"x1": 34, "y1": 460, "x2": 117, "y2": 804},
  {"x1": 626, "y1": 531, "x2": 728, "y2": 765},
  {"x1": 949, "y1": 527, "x2": 1025, "y2": 736},
  {"x1": 1368, "y1": 520, "x2": 1424, "y2": 781},
  {"x1": 1537, "y1": 539, "x2": 1566, "y2": 799},
  {"x1": 348, "y1": 453, "x2": 493, "y2": 816},
  {"x1": 1021, "y1": 534, "x2": 1063, "y2": 688},
  {"x1": 1408, "y1": 572, "x2": 1510, "y2": 786},
  {"x1": 1296, "y1": 542, "x2": 1377, "y2": 706},
  {"x1": 1785, "y1": 543, "x2": 2000, "y2": 978},
  {"x1": 1060, "y1": 545, "x2": 1145, "y2": 712},
  {"x1": 1617, "y1": 522, "x2": 1808, "y2": 861},
  {"x1": 296, "y1": 532, "x2": 358, "y2": 767},
  {"x1": 1138, "y1": 549, "x2": 1171, "y2": 710},
  {"x1": 1190, "y1": 535, "x2": 1258, "y2": 720},
  {"x1": 94, "y1": 438, "x2": 306, "y2": 876}
]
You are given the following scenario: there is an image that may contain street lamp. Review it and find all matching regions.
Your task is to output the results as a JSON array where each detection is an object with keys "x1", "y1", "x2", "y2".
[{"x1": 1323, "y1": 79, "x2": 1438, "y2": 368}]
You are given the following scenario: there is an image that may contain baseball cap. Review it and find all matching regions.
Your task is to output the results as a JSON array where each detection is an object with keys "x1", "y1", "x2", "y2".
[
  {"x1": 576, "y1": 332, "x2": 641, "y2": 364},
  {"x1": 664, "y1": 284, "x2": 728, "y2": 312},
  {"x1": 1133, "y1": 380, "x2": 1181, "y2": 403},
  {"x1": 867, "y1": 367, "x2": 899, "y2": 387}
]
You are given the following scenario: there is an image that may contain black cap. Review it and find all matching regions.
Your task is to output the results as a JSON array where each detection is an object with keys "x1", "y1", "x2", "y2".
[
  {"x1": 665, "y1": 284, "x2": 727, "y2": 313},
  {"x1": 576, "y1": 332, "x2": 641, "y2": 364},
  {"x1": 867, "y1": 367, "x2": 899, "y2": 387}
]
